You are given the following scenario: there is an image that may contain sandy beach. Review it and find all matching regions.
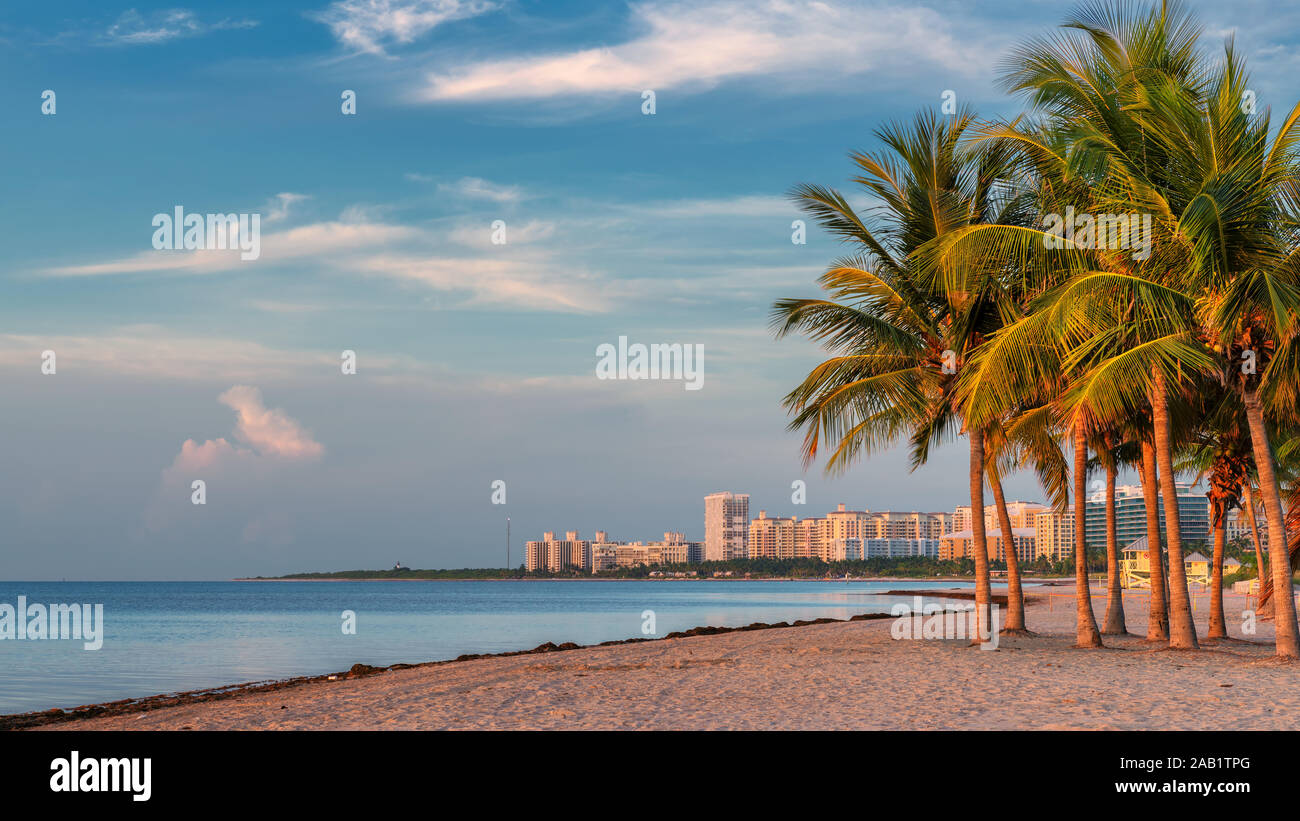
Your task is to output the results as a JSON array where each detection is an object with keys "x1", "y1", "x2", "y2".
[{"x1": 29, "y1": 585, "x2": 1298, "y2": 731}]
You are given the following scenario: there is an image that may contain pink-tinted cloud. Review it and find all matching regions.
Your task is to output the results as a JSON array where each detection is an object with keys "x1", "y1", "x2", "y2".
[
  {"x1": 218, "y1": 386, "x2": 324, "y2": 460},
  {"x1": 147, "y1": 388, "x2": 323, "y2": 534}
]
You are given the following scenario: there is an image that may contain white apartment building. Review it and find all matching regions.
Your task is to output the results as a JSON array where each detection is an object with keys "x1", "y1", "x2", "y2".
[
  {"x1": 794, "y1": 516, "x2": 830, "y2": 560},
  {"x1": 525, "y1": 530, "x2": 592, "y2": 572},
  {"x1": 704, "y1": 492, "x2": 750, "y2": 561},
  {"x1": 863, "y1": 538, "x2": 941, "y2": 558},
  {"x1": 749, "y1": 511, "x2": 797, "y2": 559},
  {"x1": 826, "y1": 537, "x2": 864, "y2": 561},
  {"x1": 954, "y1": 501, "x2": 1048, "y2": 534},
  {"x1": 744, "y1": 504, "x2": 951, "y2": 562},
  {"x1": 594, "y1": 532, "x2": 702, "y2": 571},
  {"x1": 1033, "y1": 509, "x2": 1075, "y2": 561},
  {"x1": 1225, "y1": 507, "x2": 1268, "y2": 548}
]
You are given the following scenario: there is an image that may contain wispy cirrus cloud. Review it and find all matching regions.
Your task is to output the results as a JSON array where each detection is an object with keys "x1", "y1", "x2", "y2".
[
  {"x1": 312, "y1": 0, "x2": 499, "y2": 56},
  {"x1": 435, "y1": 176, "x2": 525, "y2": 203},
  {"x1": 418, "y1": 0, "x2": 990, "y2": 102},
  {"x1": 42, "y1": 218, "x2": 419, "y2": 277},
  {"x1": 34, "y1": 190, "x2": 806, "y2": 314},
  {"x1": 103, "y1": 9, "x2": 258, "y2": 45}
]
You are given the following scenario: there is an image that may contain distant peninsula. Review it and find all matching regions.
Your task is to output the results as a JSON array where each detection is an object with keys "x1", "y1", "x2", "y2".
[{"x1": 238, "y1": 556, "x2": 1082, "y2": 581}]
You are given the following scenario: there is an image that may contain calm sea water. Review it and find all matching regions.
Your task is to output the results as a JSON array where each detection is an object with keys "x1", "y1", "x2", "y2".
[{"x1": 0, "y1": 579, "x2": 975, "y2": 715}]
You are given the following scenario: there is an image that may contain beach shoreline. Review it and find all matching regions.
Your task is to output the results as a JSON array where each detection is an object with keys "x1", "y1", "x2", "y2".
[
  {"x1": 14, "y1": 584, "x2": 1292, "y2": 731},
  {"x1": 1, "y1": 608, "x2": 910, "y2": 731}
]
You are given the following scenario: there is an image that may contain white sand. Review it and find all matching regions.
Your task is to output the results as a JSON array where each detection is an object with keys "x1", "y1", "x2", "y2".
[{"x1": 40, "y1": 586, "x2": 1299, "y2": 730}]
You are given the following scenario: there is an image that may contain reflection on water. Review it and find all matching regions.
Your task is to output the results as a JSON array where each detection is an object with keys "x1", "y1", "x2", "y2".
[{"x1": 0, "y1": 579, "x2": 986, "y2": 714}]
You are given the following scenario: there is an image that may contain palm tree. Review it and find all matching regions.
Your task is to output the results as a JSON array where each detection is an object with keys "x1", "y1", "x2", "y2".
[
  {"x1": 1072, "y1": 422, "x2": 1105, "y2": 646},
  {"x1": 1179, "y1": 391, "x2": 1253, "y2": 640},
  {"x1": 1132, "y1": 36, "x2": 1300, "y2": 656},
  {"x1": 1138, "y1": 436, "x2": 1170, "y2": 640},
  {"x1": 772, "y1": 108, "x2": 1020, "y2": 642},
  {"x1": 985, "y1": 414, "x2": 1068, "y2": 633},
  {"x1": 927, "y1": 0, "x2": 1300, "y2": 654},
  {"x1": 1096, "y1": 431, "x2": 1130, "y2": 634}
]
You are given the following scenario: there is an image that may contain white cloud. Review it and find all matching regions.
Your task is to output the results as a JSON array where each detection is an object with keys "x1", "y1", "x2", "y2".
[
  {"x1": 358, "y1": 253, "x2": 609, "y2": 313},
  {"x1": 104, "y1": 9, "x2": 258, "y2": 45},
  {"x1": 43, "y1": 218, "x2": 419, "y2": 277},
  {"x1": 0, "y1": 329, "x2": 394, "y2": 382},
  {"x1": 418, "y1": 0, "x2": 987, "y2": 101},
  {"x1": 148, "y1": 387, "x2": 322, "y2": 535},
  {"x1": 446, "y1": 218, "x2": 554, "y2": 247},
  {"x1": 436, "y1": 176, "x2": 525, "y2": 203},
  {"x1": 312, "y1": 0, "x2": 498, "y2": 55},
  {"x1": 264, "y1": 192, "x2": 310, "y2": 224},
  {"x1": 630, "y1": 195, "x2": 796, "y2": 219},
  {"x1": 218, "y1": 385, "x2": 325, "y2": 460}
]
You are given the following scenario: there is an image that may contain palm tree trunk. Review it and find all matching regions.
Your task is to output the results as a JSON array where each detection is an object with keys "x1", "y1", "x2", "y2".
[
  {"x1": 1245, "y1": 486, "x2": 1266, "y2": 588},
  {"x1": 969, "y1": 427, "x2": 993, "y2": 644},
  {"x1": 1140, "y1": 438, "x2": 1169, "y2": 641},
  {"x1": 1151, "y1": 368, "x2": 1198, "y2": 649},
  {"x1": 1208, "y1": 505, "x2": 1227, "y2": 638},
  {"x1": 1243, "y1": 386, "x2": 1300, "y2": 657},
  {"x1": 1102, "y1": 451, "x2": 1127, "y2": 634},
  {"x1": 1072, "y1": 421, "x2": 1103, "y2": 647},
  {"x1": 989, "y1": 468, "x2": 1026, "y2": 632}
]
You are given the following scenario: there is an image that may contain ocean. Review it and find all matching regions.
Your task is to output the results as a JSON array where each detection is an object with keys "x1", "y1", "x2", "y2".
[{"x1": 0, "y1": 579, "x2": 975, "y2": 715}]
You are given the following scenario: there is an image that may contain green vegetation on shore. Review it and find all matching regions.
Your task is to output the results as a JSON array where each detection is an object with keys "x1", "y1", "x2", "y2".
[{"x1": 249, "y1": 556, "x2": 1054, "y2": 580}]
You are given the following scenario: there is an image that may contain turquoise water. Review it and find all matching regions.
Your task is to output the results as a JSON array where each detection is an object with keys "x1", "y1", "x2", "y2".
[{"x1": 0, "y1": 579, "x2": 973, "y2": 715}]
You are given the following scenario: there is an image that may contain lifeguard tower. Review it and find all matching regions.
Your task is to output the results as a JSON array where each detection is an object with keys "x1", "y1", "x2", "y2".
[{"x1": 1119, "y1": 537, "x2": 1213, "y2": 589}]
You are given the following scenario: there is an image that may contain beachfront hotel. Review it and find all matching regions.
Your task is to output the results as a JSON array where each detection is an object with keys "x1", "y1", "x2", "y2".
[
  {"x1": 1083, "y1": 483, "x2": 1210, "y2": 550},
  {"x1": 750, "y1": 511, "x2": 797, "y2": 559},
  {"x1": 704, "y1": 492, "x2": 750, "y2": 561},
  {"x1": 746, "y1": 503, "x2": 945, "y2": 561},
  {"x1": 527, "y1": 530, "x2": 703, "y2": 572},
  {"x1": 1033, "y1": 508, "x2": 1075, "y2": 561}
]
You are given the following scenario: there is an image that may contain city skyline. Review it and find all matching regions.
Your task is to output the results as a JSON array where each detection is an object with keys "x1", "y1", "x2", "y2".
[{"x1": 519, "y1": 479, "x2": 1245, "y2": 572}]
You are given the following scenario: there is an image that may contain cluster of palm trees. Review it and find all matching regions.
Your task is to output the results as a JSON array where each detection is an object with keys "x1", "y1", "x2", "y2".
[{"x1": 772, "y1": 0, "x2": 1300, "y2": 657}]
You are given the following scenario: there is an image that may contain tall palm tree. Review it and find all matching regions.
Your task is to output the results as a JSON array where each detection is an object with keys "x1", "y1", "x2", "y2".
[
  {"x1": 1139, "y1": 437, "x2": 1170, "y2": 640},
  {"x1": 1072, "y1": 422, "x2": 1105, "y2": 646},
  {"x1": 1095, "y1": 432, "x2": 1129, "y2": 634},
  {"x1": 772, "y1": 108, "x2": 1020, "y2": 642},
  {"x1": 1133, "y1": 36, "x2": 1300, "y2": 656}
]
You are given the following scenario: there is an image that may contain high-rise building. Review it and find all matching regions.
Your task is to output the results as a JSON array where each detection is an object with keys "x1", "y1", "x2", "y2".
[
  {"x1": 749, "y1": 511, "x2": 797, "y2": 559},
  {"x1": 1226, "y1": 507, "x2": 1268, "y2": 548},
  {"x1": 825, "y1": 503, "x2": 873, "y2": 543},
  {"x1": 704, "y1": 492, "x2": 750, "y2": 561},
  {"x1": 954, "y1": 502, "x2": 1047, "y2": 534},
  {"x1": 794, "y1": 516, "x2": 829, "y2": 560},
  {"x1": 1083, "y1": 484, "x2": 1209, "y2": 550},
  {"x1": 867, "y1": 511, "x2": 949, "y2": 540},
  {"x1": 1033, "y1": 509, "x2": 1075, "y2": 560}
]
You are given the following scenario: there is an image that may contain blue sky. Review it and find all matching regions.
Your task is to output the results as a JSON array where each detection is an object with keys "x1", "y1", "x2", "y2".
[{"x1": 2, "y1": 0, "x2": 1296, "y2": 579}]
